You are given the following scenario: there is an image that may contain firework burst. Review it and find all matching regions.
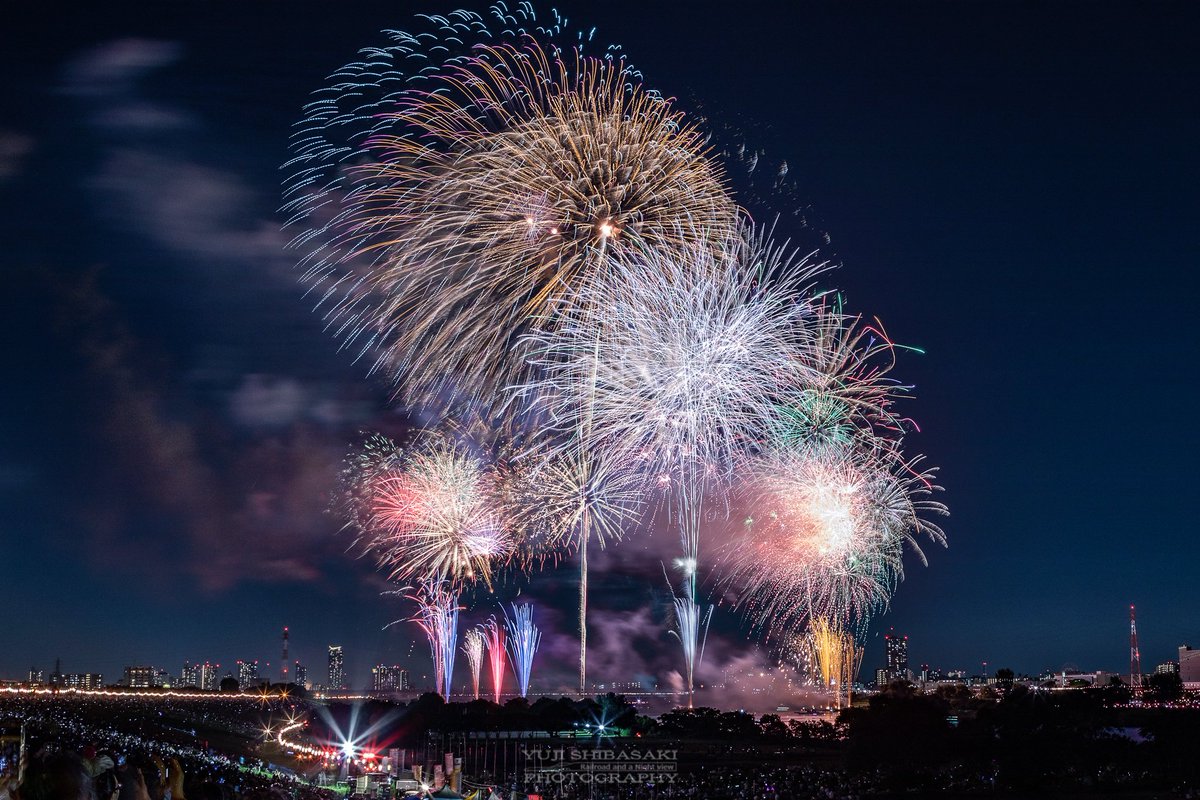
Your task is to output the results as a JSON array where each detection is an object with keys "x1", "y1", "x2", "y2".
[
  {"x1": 770, "y1": 300, "x2": 918, "y2": 454},
  {"x1": 724, "y1": 443, "x2": 946, "y2": 640},
  {"x1": 524, "y1": 223, "x2": 825, "y2": 702},
  {"x1": 508, "y1": 444, "x2": 645, "y2": 556},
  {"x1": 347, "y1": 432, "x2": 512, "y2": 589},
  {"x1": 506, "y1": 442, "x2": 644, "y2": 692},
  {"x1": 285, "y1": 12, "x2": 735, "y2": 406},
  {"x1": 527, "y1": 224, "x2": 825, "y2": 484}
]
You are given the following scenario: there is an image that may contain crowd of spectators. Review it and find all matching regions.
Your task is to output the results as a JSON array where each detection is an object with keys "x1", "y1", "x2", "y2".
[
  {"x1": 0, "y1": 696, "x2": 333, "y2": 800},
  {"x1": 6, "y1": 687, "x2": 1200, "y2": 799}
]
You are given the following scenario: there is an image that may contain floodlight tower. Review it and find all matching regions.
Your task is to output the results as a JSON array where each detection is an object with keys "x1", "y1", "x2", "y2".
[{"x1": 1129, "y1": 605, "x2": 1141, "y2": 691}]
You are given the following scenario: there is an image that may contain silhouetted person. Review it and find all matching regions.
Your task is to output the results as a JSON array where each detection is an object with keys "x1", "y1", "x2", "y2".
[{"x1": 17, "y1": 750, "x2": 95, "y2": 800}]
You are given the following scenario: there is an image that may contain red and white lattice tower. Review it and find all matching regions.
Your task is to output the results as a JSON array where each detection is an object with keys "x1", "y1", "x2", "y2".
[
  {"x1": 281, "y1": 626, "x2": 290, "y2": 683},
  {"x1": 1129, "y1": 605, "x2": 1141, "y2": 690}
]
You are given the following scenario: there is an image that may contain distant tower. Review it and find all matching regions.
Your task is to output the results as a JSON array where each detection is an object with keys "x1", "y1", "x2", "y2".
[
  {"x1": 884, "y1": 631, "x2": 909, "y2": 681},
  {"x1": 328, "y1": 645, "x2": 345, "y2": 690},
  {"x1": 281, "y1": 627, "x2": 290, "y2": 684},
  {"x1": 1129, "y1": 605, "x2": 1142, "y2": 690}
]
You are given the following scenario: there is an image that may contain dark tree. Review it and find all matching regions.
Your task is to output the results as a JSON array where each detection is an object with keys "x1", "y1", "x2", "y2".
[
  {"x1": 757, "y1": 713, "x2": 790, "y2": 741},
  {"x1": 840, "y1": 686, "x2": 953, "y2": 790},
  {"x1": 1144, "y1": 671, "x2": 1184, "y2": 702}
]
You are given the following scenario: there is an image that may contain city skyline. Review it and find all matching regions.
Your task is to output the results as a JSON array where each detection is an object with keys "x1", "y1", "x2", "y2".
[
  {"x1": 13, "y1": 618, "x2": 1199, "y2": 695},
  {"x1": 2, "y1": 1, "x2": 1198, "y2": 687}
]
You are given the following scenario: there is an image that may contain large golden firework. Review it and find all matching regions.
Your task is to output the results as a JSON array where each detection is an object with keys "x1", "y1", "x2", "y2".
[{"x1": 292, "y1": 36, "x2": 736, "y2": 406}]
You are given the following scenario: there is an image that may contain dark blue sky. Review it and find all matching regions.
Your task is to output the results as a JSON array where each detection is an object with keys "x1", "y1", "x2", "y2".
[{"x1": 2, "y1": 1, "x2": 1198, "y2": 691}]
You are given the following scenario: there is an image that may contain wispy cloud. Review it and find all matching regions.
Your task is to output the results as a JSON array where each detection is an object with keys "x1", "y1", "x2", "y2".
[
  {"x1": 90, "y1": 149, "x2": 289, "y2": 273},
  {"x1": 49, "y1": 38, "x2": 385, "y2": 594},
  {"x1": 62, "y1": 39, "x2": 182, "y2": 98},
  {"x1": 59, "y1": 271, "x2": 360, "y2": 592},
  {"x1": 0, "y1": 131, "x2": 33, "y2": 182}
]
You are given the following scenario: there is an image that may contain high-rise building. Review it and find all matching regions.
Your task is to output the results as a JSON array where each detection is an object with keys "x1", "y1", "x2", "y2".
[
  {"x1": 1156, "y1": 661, "x2": 1179, "y2": 675},
  {"x1": 153, "y1": 669, "x2": 171, "y2": 688},
  {"x1": 371, "y1": 665, "x2": 410, "y2": 692},
  {"x1": 884, "y1": 632, "x2": 909, "y2": 680},
  {"x1": 62, "y1": 673, "x2": 104, "y2": 690},
  {"x1": 875, "y1": 668, "x2": 889, "y2": 688},
  {"x1": 181, "y1": 661, "x2": 199, "y2": 688},
  {"x1": 294, "y1": 662, "x2": 308, "y2": 688},
  {"x1": 27, "y1": 669, "x2": 45, "y2": 685},
  {"x1": 124, "y1": 666, "x2": 155, "y2": 689},
  {"x1": 198, "y1": 662, "x2": 218, "y2": 691},
  {"x1": 328, "y1": 645, "x2": 345, "y2": 690},
  {"x1": 237, "y1": 660, "x2": 260, "y2": 687},
  {"x1": 1180, "y1": 645, "x2": 1200, "y2": 686}
]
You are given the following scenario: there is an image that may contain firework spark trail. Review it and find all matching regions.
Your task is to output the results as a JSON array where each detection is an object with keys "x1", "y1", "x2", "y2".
[
  {"x1": 462, "y1": 627, "x2": 486, "y2": 700},
  {"x1": 347, "y1": 433, "x2": 512, "y2": 589},
  {"x1": 506, "y1": 442, "x2": 644, "y2": 692},
  {"x1": 807, "y1": 617, "x2": 863, "y2": 709},
  {"x1": 668, "y1": 594, "x2": 712, "y2": 709},
  {"x1": 483, "y1": 617, "x2": 506, "y2": 705},
  {"x1": 284, "y1": 9, "x2": 736, "y2": 408},
  {"x1": 503, "y1": 604, "x2": 543, "y2": 698},
  {"x1": 406, "y1": 581, "x2": 462, "y2": 701},
  {"x1": 723, "y1": 443, "x2": 947, "y2": 640}
]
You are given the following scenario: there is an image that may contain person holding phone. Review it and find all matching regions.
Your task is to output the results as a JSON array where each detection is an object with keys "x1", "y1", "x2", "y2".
[{"x1": 116, "y1": 764, "x2": 150, "y2": 800}]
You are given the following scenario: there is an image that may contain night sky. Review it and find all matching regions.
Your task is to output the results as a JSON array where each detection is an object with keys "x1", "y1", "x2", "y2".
[{"x1": 3, "y1": 1, "x2": 1198, "y2": 692}]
